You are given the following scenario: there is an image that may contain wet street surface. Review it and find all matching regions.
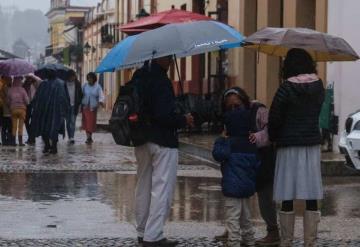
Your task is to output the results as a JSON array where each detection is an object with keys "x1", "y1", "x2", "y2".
[{"x1": 0, "y1": 133, "x2": 360, "y2": 246}]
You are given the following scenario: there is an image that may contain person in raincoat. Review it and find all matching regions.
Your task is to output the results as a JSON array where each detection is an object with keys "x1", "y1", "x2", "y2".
[{"x1": 31, "y1": 70, "x2": 70, "y2": 154}]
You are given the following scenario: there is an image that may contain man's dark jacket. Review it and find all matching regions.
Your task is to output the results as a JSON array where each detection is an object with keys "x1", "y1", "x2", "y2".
[
  {"x1": 268, "y1": 79, "x2": 325, "y2": 147},
  {"x1": 65, "y1": 79, "x2": 83, "y2": 116},
  {"x1": 146, "y1": 62, "x2": 186, "y2": 148}
]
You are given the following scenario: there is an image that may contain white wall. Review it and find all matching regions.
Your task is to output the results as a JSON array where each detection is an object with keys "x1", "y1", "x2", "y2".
[{"x1": 327, "y1": 0, "x2": 360, "y2": 151}]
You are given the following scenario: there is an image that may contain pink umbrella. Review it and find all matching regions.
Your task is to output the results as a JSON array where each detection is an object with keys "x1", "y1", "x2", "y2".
[{"x1": 0, "y1": 58, "x2": 35, "y2": 77}]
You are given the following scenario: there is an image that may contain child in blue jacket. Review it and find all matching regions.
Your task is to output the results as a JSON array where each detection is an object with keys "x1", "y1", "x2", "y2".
[{"x1": 213, "y1": 87, "x2": 260, "y2": 247}]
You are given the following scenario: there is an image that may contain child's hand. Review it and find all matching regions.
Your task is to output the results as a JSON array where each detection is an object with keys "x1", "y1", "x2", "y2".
[
  {"x1": 249, "y1": 132, "x2": 257, "y2": 144},
  {"x1": 222, "y1": 130, "x2": 228, "y2": 138}
]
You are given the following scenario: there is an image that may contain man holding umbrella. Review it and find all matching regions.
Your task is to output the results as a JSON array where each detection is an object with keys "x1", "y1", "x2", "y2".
[
  {"x1": 95, "y1": 20, "x2": 245, "y2": 246},
  {"x1": 134, "y1": 56, "x2": 194, "y2": 247}
]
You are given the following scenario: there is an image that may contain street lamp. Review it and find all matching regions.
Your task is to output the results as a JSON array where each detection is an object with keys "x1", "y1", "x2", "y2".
[{"x1": 83, "y1": 42, "x2": 91, "y2": 56}]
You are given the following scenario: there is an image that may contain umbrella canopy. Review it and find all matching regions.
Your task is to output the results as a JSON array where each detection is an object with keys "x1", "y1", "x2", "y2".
[
  {"x1": 119, "y1": 9, "x2": 213, "y2": 35},
  {"x1": 0, "y1": 58, "x2": 35, "y2": 77},
  {"x1": 35, "y1": 63, "x2": 72, "y2": 81},
  {"x1": 96, "y1": 20, "x2": 244, "y2": 73},
  {"x1": 244, "y1": 27, "x2": 359, "y2": 61}
]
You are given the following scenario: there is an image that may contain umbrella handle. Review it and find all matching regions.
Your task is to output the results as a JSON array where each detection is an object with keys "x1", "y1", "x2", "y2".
[
  {"x1": 173, "y1": 54, "x2": 184, "y2": 96},
  {"x1": 173, "y1": 54, "x2": 191, "y2": 114}
]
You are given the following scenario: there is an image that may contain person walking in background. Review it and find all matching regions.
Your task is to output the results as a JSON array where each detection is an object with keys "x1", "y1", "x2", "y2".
[
  {"x1": 134, "y1": 57, "x2": 194, "y2": 247},
  {"x1": 65, "y1": 70, "x2": 83, "y2": 144},
  {"x1": 81, "y1": 72, "x2": 104, "y2": 144},
  {"x1": 7, "y1": 76, "x2": 29, "y2": 146},
  {"x1": 31, "y1": 71, "x2": 69, "y2": 154},
  {"x1": 0, "y1": 76, "x2": 5, "y2": 145},
  {"x1": 212, "y1": 88, "x2": 260, "y2": 247},
  {"x1": 268, "y1": 48, "x2": 325, "y2": 246},
  {"x1": 0, "y1": 76, "x2": 13, "y2": 146},
  {"x1": 23, "y1": 74, "x2": 42, "y2": 145}
]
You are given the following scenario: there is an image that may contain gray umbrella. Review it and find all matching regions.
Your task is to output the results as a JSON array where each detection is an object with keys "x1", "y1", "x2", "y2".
[
  {"x1": 244, "y1": 27, "x2": 359, "y2": 61},
  {"x1": 96, "y1": 20, "x2": 244, "y2": 72}
]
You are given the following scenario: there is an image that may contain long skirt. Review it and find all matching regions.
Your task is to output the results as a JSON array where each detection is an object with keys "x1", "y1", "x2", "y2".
[
  {"x1": 82, "y1": 107, "x2": 97, "y2": 133},
  {"x1": 273, "y1": 145, "x2": 323, "y2": 201}
]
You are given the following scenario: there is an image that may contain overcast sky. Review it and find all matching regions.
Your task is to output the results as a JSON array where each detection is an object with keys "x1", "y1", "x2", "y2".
[{"x1": 1, "y1": 0, "x2": 101, "y2": 13}]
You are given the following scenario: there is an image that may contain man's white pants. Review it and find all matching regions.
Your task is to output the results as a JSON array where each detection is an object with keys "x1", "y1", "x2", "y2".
[{"x1": 134, "y1": 142, "x2": 178, "y2": 242}]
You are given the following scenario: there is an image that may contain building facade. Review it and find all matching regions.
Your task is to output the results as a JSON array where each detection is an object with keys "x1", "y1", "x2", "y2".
[{"x1": 46, "y1": 0, "x2": 90, "y2": 73}]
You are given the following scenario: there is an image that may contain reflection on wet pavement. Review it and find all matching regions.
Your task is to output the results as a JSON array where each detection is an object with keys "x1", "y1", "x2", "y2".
[
  {"x1": 0, "y1": 133, "x2": 216, "y2": 173},
  {"x1": 0, "y1": 172, "x2": 360, "y2": 239}
]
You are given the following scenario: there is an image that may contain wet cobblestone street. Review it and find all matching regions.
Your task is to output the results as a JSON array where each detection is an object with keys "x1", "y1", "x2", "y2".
[{"x1": 0, "y1": 133, "x2": 359, "y2": 246}]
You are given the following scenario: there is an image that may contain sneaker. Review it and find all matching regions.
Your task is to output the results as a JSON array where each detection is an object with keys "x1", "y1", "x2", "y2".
[
  {"x1": 143, "y1": 238, "x2": 179, "y2": 247},
  {"x1": 68, "y1": 139, "x2": 75, "y2": 145},
  {"x1": 255, "y1": 230, "x2": 280, "y2": 246}
]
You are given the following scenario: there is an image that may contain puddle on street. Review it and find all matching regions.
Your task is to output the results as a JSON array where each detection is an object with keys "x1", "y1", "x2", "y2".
[{"x1": 0, "y1": 172, "x2": 359, "y2": 225}]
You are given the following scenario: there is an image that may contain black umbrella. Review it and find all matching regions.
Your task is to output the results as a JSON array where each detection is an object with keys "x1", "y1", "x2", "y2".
[{"x1": 35, "y1": 63, "x2": 72, "y2": 80}]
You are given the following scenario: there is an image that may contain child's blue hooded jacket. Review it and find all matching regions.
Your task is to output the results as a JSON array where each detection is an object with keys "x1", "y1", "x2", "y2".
[{"x1": 212, "y1": 107, "x2": 260, "y2": 198}]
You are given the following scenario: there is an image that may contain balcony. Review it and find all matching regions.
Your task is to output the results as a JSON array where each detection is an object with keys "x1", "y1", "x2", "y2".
[
  {"x1": 45, "y1": 45, "x2": 53, "y2": 57},
  {"x1": 100, "y1": 24, "x2": 119, "y2": 48}
]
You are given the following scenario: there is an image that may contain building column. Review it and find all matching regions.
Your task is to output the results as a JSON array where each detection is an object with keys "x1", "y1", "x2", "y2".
[
  {"x1": 256, "y1": 0, "x2": 282, "y2": 107},
  {"x1": 228, "y1": 0, "x2": 257, "y2": 99},
  {"x1": 316, "y1": 0, "x2": 328, "y2": 82}
]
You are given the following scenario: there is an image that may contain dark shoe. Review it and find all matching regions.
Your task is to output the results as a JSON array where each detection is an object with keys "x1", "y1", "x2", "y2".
[
  {"x1": 18, "y1": 136, "x2": 25, "y2": 147},
  {"x1": 27, "y1": 141, "x2": 35, "y2": 146},
  {"x1": 143, "y1": 238, "x2": 179, "y2": 247},
  {"x1": 26, "y1": 138, "x2": 35, "y2": 146},
  {"x1": 50, "y1": 142, "x2": 58, "y2": 154},
  {"x1": 43, "y1": 146, "x2": 50, "y2": 153},
  {"x1": 215, "y1": 230, "x2": 228, "y2": 241},
  {"x1": 255, "y1": 229, "x2": 280, "y2": 246},
  {"x1": 85, "y1": 138, "x2": 93, "y2": 144},
  {"x1": 68, "y1": 139, "x2": 75, "y2": 145},
  {"x1": 10, "y1": 136, "x2": 17, "y2": 146},
  {"x1": 138, "y1": 237, "x2": 143, "y2": 243}
]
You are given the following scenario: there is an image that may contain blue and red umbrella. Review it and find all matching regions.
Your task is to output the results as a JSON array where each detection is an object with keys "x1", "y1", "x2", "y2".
[{"x1": 96, "y1": 20, "x2": 244, "y2": 73}]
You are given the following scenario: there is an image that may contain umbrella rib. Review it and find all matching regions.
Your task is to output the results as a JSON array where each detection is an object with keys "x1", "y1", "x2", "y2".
[{"x1": 319, "y1": 33, "x2": 329, "y2": 61}]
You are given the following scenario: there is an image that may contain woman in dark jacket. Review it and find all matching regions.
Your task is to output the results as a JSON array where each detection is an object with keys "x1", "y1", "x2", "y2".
[
  {"x1": 268, "y1": 48, "x2": 325, "y2": 247},
  {"x1": 212, "y1": 88, "x2": 260, "y2": 247}
]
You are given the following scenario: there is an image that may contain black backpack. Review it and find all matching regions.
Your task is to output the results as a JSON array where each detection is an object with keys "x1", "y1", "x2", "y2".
[{"x1": 109, "y1": 67, "x2": 150, "y2": 147}]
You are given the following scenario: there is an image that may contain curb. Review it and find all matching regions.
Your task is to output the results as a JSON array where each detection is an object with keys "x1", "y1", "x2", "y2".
[{"x1": 179, "y1": 141, "x2": 360, "y2": 177}]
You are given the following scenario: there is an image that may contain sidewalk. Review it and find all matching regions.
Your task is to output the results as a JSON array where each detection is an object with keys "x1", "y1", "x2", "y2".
[
  {"x1": 179, "y1": 133, "x2": 360, "y2": 176},
  {"x1": 96, "y1": 109, "x2": 111, "y2": 131},
  {"x1": 93, "y1": 112, "x2": 357, "y2": 176}
]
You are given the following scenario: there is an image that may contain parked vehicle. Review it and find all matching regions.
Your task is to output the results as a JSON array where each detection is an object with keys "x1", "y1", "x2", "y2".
[{"x1": 339, "y1": 110, "x2": 360, "y2": 170}]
